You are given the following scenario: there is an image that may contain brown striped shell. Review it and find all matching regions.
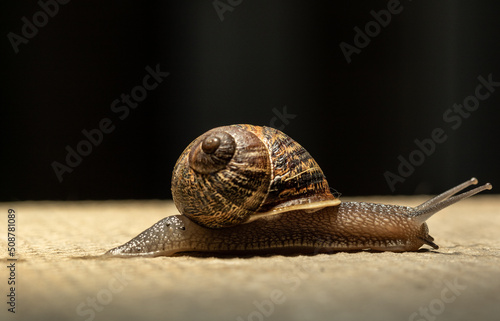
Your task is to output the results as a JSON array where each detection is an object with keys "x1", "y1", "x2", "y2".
[{"x1": 171, "y1": 124, "x2": 340, "y2": 228}]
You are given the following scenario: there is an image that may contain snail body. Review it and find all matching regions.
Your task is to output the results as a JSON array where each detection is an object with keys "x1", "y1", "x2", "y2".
[{"x1": 106, "y1": 124, "x2": 492, "y2": 257}]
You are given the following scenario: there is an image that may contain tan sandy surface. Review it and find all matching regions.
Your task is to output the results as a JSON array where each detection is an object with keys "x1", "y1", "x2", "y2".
[{"x1": 1, "y1": 196, "x2": 499, "y2": 321}]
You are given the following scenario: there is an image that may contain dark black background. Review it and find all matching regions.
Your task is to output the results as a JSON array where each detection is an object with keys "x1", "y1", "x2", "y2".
[{"x1": 1, "y1": 0, "x2": 499, "y2": 201}]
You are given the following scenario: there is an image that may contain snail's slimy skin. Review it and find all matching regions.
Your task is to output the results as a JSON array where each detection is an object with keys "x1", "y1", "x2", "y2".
[
  {"x1": 105, "y1": 201, "x2": 434, "y2": 257},
  {"x1": 105, "y1": 178, "x2": 492, "y2": 257}
]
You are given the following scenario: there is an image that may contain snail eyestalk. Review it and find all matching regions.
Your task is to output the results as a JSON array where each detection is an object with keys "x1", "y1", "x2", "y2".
[{"x1": 412, "y1": 178, "x2": 492, "y2": 224}]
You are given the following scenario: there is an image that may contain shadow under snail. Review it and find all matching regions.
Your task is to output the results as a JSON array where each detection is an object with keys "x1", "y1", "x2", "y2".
[{"x1": 106, "y1": 124, "x2": 492, "y2": 257}]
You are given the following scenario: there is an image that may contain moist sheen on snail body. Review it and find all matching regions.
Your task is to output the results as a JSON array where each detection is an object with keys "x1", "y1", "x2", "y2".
[{"x1": 106, "y1": 124, "x2": 492, "y2": 257}]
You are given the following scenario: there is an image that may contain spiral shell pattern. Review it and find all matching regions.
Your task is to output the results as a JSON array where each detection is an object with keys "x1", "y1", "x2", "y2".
[{"x1": 171, "y1": 124, "x2": 339, "y2": 228}]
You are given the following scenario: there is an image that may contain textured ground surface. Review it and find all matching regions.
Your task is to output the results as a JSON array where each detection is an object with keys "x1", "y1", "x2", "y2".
[{"x1": 1, "y1": 195, "x2": 499, "y2": 321}]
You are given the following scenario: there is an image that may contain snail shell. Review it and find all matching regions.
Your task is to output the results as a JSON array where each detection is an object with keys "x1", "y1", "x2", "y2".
[{"x1": 171, "y1": 124, "x2": 340, "y2": 228}]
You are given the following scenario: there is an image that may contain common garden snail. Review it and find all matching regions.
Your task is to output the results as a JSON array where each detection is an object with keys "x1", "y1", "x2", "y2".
[{"x1": 106, "y1": 124, "x2": 492, "y2": 257}]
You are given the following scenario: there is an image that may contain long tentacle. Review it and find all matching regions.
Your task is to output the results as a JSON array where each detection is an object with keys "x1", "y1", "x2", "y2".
[
  {"x1": 412, "y1": 181, "x2": 492, "y2": 224},
  {"x1": 413, "y1": 177, "x2": 478, "y2": 211}
]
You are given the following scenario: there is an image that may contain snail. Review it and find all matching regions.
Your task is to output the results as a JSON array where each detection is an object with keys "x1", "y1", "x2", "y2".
[{"x1": 105, "y1": 124, "x2": 492, "y2": 257}]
